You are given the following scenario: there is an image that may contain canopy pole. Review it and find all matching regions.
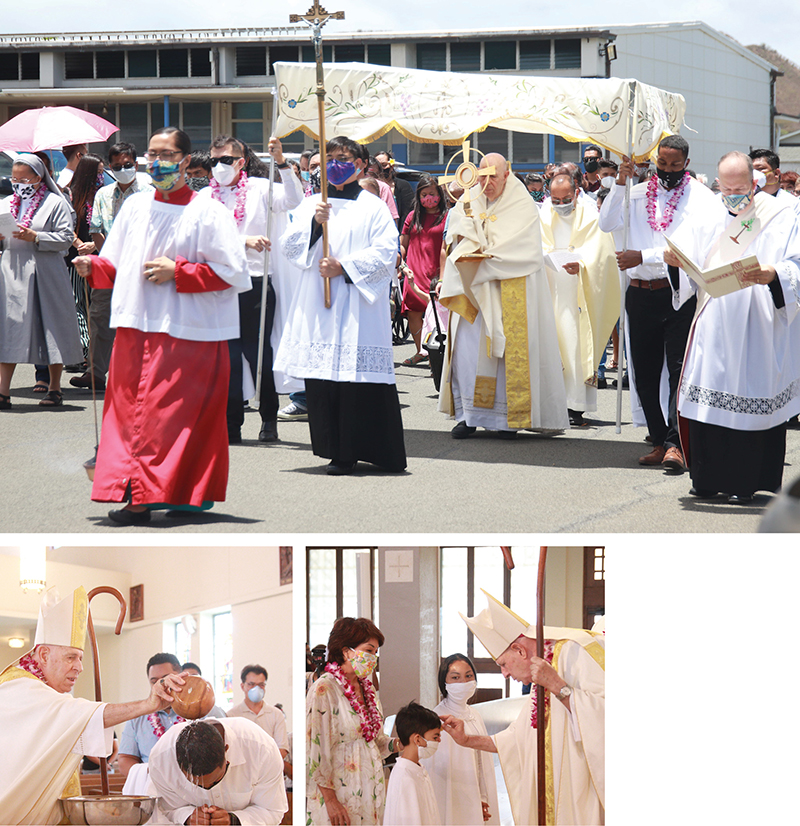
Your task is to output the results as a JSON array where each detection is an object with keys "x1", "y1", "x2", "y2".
[
  {"x1": 616, "y1": 80, "x2": 637, "y2": 434},
  {"x1": 536, "y1": 547, "x2": 548, "y2": 825},
  {"x1": 254, "y1": 88, "x2": 279, "y2": 408}
]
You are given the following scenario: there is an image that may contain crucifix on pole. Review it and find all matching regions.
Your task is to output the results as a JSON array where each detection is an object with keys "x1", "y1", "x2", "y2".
[{"x1": 289, "y1": 2, "x2": 345, "y2": 309}]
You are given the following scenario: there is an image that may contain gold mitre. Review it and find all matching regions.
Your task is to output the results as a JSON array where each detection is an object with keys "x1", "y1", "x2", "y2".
[
  {"x1": 33, "y1": 586, "x2": 89, "y2": 651},
  {"x1": 461, "y1": 590, "x2": 601, "y2": 660}
]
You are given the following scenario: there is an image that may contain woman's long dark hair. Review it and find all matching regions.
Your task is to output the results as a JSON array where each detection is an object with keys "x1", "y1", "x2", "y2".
[
  {"x1": 69, "y1": 153, "x2": 104, "y2": 223},
  {"x1": 408, "y1": 173, "x2": 447, "y2": 235}
]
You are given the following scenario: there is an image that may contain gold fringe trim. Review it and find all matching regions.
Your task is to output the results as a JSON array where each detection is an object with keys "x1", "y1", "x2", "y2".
[{"x1": 501, "y1": 278, "x2": 532, "y2": 430}]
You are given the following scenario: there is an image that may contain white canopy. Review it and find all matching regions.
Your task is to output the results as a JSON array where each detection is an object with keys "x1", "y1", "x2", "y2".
[{"x1": 273, "y1": 62, "x2": 685, "y2": 160}]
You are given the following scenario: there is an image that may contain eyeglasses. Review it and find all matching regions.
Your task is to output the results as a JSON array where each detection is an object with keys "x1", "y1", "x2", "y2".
[
  {"x1": 110, "y1": 162, "x2": 135, "y2": 171},
  {"x1": 10, "y1": 177, "x2": 38, "y2": 184},
  {"x1": 144, "y1": 150, "x2": 184, "y2": 162},
  {"x1": 212, "y1": 155, "x2": 242, "y2": 166}
]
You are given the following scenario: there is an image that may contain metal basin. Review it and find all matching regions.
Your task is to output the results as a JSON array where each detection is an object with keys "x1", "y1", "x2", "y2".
[{"x1": 62, "y1": 795, "x2": 156, "y2": 825}]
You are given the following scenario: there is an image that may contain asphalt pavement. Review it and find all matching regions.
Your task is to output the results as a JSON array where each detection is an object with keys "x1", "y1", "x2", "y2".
[{"x1": 1, "y1": 342, "x2": 796, "y2": 533}]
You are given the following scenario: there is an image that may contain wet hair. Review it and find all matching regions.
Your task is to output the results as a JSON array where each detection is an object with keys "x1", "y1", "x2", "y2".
[
  {"x1": 658, "y1": 134, "x2": 689, "y2": 160},
  {"x1": 108, "y1": 142, "x2": 136, "y2": 164},
  {"x1": 395, "y1": 701, "x2": 442, "y2": 746},
  {"x1": 326, "y1": 617, "x2": 384, "y2": 665},
  {"x1": 181, "y1": 662, "x2": 201, "y2": 674},
  {"x1": 188, "y1": 151, "x2": 212, "y2": 173},
  {"x1": 151, "y1": 127, "x2": 191, "y2": 156},
  {"x1": 146, "y1": 653, "x2": 181, "y2": 673},
  {"x1": 749, "y1": 148, "x2": 780, "y2": 171},
  {"x1": 63, "y1": 143, "x2": 88, "y2": 162},
  {"x1": 407, "y1": 173, "x2": 447, "y2": 234},
  {"x1": 240, "y1": 664, "x2": 267, "y2": 683},
  {"x1": 438, "y1": 652, "x2": 477, "y2": 697},
  {"x1": 175, "y1": 721, "x2": 225, "y2": 777},
  {"x1": 69, "y1": 153, "x2": 105, "y2": 221}
]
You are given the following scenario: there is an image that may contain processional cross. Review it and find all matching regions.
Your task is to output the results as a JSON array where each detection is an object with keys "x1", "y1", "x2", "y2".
[{"x1": 289, "y1": 2, "x2": 345, "y2": 309}]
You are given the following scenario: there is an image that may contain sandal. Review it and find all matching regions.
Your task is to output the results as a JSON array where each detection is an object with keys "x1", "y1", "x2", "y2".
[
  {"x1": 39, "y1": 390, "x2": 63, "y2": 407},
  {"x1": 402, "y1": 353, "x2": 429, "y2": 366},
  {"x1": 0, "y1": 393, "x2": 11, "y2": 410},
  {"x1": 33, "y1": 381, "x2": 49, "y2": 393}
]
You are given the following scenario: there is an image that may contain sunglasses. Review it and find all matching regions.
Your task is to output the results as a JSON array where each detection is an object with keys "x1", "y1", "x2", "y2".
[{"x1": 213, "y1": 156, "x2": 242, "y2": 166}]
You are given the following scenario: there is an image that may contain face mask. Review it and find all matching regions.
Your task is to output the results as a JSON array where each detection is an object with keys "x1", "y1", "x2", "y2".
[
  {"x1": 420, "y1": 193, "x2": 440, "y2": 209},
  {"x1": 188, "y1": 176, "x2": 210, "y2": 191},
  {"x1": 417, "y1": 737, "x2": 439, "y2": 759},
  {"x1": 553, "y1": 201, "x2": 575, "y2": 217},
  {"x1": 212, "y1": 161, "x2": 240, "y2": 186},
  {"x1": 12, "y1": 181, "x2": 38, "y2": 199},
  {"x1": 583, "y1": 158, "x2": 599, "y2": 173},
  {"x1": 147, "y1": 159, "x2": 183, "y2": 192},
  {"x1": 110, "y1": 166, "x2": 137, "y2": 185},
  {"x1": 309, "y1": 168, "x2": 321, "y2": 190},
  {"x1": 656, "y1": 167, "x2": 686, "y2": 189},
  {"x1": 601, "y1": 175, "x2": 616, "y2": 189},
  {"x1": 327, "y1": 159, "x2": 356, "y2": 186},
  {"x1": 348, "y1": 649, "x2": 377, "y2": 679},
  {"x1": 247, "y1": 686, "x2": 265, "y2": 703},
  {"x1": 446, "y1": 680, "x2": 477, "y2": 704},
  {"x1": 722, "y1": 191, "x2": 754, "y2": 214},
  {"x1": 301, "y1": 170, "x2": 311, "y2": 182}
]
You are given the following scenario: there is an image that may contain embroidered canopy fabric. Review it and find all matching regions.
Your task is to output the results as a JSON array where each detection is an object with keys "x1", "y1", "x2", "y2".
[{"x1": 274, "y1": 62, "x2": 685, "y2": 160}]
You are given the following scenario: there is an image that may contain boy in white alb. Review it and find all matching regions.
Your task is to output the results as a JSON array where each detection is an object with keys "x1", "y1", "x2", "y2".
[{"x1": 383, "y1": 702, "x2": 442, "y2": 826}]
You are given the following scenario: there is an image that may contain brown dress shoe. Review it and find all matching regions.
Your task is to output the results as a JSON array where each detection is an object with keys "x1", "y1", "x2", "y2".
[
  {"x1": 638, "y1": 445, "x2": 666, "y2": 466},
  {"x1": 662, "y1": 446, "x2": 686, "y2": 471}
]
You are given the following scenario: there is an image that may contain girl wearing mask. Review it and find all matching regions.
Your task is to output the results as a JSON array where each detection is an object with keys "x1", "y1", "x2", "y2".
[
  {"x1": 306, "y1": 617, "x2": 399, "y2": 825},
  {"x1": 399, "y1": 175, "x2": 447, "y2": 366},
  {"x1": 421, "y1": 653, "x2": 500, "y2": 825}
]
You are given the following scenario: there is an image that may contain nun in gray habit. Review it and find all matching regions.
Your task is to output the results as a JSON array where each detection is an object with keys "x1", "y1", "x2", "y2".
[{"x1": 0, "y1": 152, "x2": 81, "y2": 408}]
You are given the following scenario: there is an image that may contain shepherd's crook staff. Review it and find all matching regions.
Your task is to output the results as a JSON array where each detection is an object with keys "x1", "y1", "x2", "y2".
[
  {"x1": 536, "y1": 546, "x2": 548, "y2": 825},
  {"x1": 290, "y1": 2, "x2": 345, "y2": 310}
]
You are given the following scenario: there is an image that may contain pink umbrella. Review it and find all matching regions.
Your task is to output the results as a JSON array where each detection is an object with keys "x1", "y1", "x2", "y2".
[{"x1": 0, "y1": 105, "x2": 118, "y2": 152}]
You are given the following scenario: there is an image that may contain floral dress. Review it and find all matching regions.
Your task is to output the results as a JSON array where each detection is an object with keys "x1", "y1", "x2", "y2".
[{"x1": 306, "y1": 672, "x2": 390, "y2": 825}]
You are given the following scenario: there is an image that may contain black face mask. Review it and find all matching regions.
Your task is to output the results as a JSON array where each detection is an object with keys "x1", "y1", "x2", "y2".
[
  {"x1": 188, "y1": 176, "x2": 209, "y2": 191},
  {"x1": 656, "y1": 167, "x2": 687, "y2": 189},
  {"x1": 583, "y1": 158, "x2": 599, "y2": 173}
]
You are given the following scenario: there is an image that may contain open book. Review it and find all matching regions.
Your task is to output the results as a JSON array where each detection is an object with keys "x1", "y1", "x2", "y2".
[
  {"x1": 544, "y1": 250, "x2": 582, "y2": 272},
  {"x1": 664, "y1": 236, "x2": 759, "y2": 298}
]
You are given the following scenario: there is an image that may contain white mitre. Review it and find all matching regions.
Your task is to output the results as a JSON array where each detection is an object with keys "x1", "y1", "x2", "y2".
[{"x1": 460, "y1": 589, "x2": 600, "y2": 661}]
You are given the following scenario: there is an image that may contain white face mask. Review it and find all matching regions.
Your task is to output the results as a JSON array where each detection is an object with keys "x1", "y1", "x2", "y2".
[
  {"x1": 601, "y1": 175, "x2": 616, "y2": 189},
  {"x1": 212, "y1": 161, "x2": 239, "y2": 186},
  {"x1": 417, "y1": 736, "x2": 439, "y2": 759},
  {"x1": 553, "y1": 201, "x2": 575, "y2": 217},
  {"x1": 446, "y1": 680, "x2": 477, "y2": 704},
  {"x1": 110, "y1": 166, "x2": 137, "y2": 185}
]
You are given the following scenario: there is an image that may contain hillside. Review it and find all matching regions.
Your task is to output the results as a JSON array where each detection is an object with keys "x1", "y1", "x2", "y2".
[{"x1": 747, "y1": 43, "x2": 800, "y2": 117}]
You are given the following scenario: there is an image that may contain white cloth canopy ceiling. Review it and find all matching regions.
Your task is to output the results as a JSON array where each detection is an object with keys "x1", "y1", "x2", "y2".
[{"x1": 273, "y1": 62, "x2": 685, "y2": 160}]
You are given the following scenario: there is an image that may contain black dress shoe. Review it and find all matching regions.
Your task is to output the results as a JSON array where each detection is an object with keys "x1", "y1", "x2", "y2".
[
  {"x1": 689, "y1": 487, "x2": 718, "y2": 499},
  {"x1": 495, "y1": 429, "x2": 517, "y2": 439},
  {"x1": 596, "y1": 378, "x2": 608, "y2": 390},
  {"x1": 728, "y1": 493, "x2": 754, "y2": 504},
  {"x1": 108, "y1": 508, "x2": 151, "y2": 525},
  {"x1": 451, "y1": 421, "x2": 477, "y2": 439},
  {"x1": 258, "y1": 420, "x2": 279, "y2": 442},
  {"x1": 327, "y1": 460, "x2": 356, "y2": 476},
  {"x1": 228, "y1": 429, "x2": 242, "y2": 445}
]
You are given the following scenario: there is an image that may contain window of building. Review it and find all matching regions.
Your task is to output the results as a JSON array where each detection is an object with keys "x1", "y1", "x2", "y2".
[
  {"x1": 129, "y1": 49, "x2": 157, "y2": 78},
  {"x1": 450, "y1": 42, "x2": 481, "y2": 72},
  {"x1": 409, "y1": 140, "x2": 441, "y2": 165},
  {"x1": 118, "y1": 103, "x2": 149, "y2": 156},
  {"x1": 280, "y1": 130, "x2": 306, "y2": 155},
  {"x1": 64, "y1": 51, "x2": 94, "y2": 80},
  {"x1": 554, "y1": 39, "x2": 582, "y2": 69},
  {"x1": 151, "y1": 101, "x2": 180, "y2": 132},
  {"x1": 159, "y1": 49, "x2": 189, "y2": 78},
  {"x1": 212, "y1": 610, "x2": 234, "y2": 709},
  {"x1": 519, "y1": 40, "x2": 551, "y2": 71},
  {"x1": 416, "y1": 43, "x2": 446, "y2": 72},
  {"x1": 368, "y1": 44, "x2": 391, "y2": 66},
  {"x1": 484, "y1": 40, "x2": 516, "y2": 71},
  {"x1": 583, "y1": 546, "x2": 605, "y2": 629},
  {"x1": 0, "y1": 53, "x2": 19, "y2": 81},
  {"x1": 95, "y1": 50, "x2": 125, "y2": 79},
  {"x1": 553, "y1": 134, "x2": 581, "y2": 163},
  {"x1": 302, "y1": 45, "x2": 332, "y2": 63},
  {"x1": 182, "y1": 102, "x2": 212, "y2": 150},
  {"x1": 20, "y1": 52, "x2": 39, "y2": 81},
  {"x1": 190, "y1": 48, "x2": 212, "y2": 77},
  {"x1": 476, "y1": 126, "x2": 508, "y2": 157},
  {"x1": 236, "y1": 46, "x2": 267, "y2": 76},
  {"x1": 269, "y1": 45, "x2": 299, "y2": 75},
  {"x1": 232, "y1": 101, "x2": 265, "y2": 151},
  {"x1": 335, "y1": 44, "x2": 365, "y2": 63},
  {"x1": 512, "y1": 132, "x2": 545, "y2": 164}
]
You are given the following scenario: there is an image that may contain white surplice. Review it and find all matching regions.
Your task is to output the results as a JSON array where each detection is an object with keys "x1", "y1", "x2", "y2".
[
  {"x1": 275, "y1": 190, "x2": 399, "y2": 384},
  {"x1": 383, "y1": 757, "x2": 441, "y2": 826},
  {"x1": 146, "y1": 717, "x2": 287, "y2": 825},
  {"x1": 421, "y1": 696, "x2": 500, "y2": 826},
  {"x1": 0, "y1": 670, "x2": 111, "y2": 825},
  {"x1": 494, "y1": 639, "x2": 605, "y2": 826}
]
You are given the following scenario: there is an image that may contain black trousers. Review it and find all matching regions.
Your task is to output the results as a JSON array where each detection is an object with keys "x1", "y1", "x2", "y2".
[
  {"x1": 227, "y1": 277, "x2": 278, "y2": 431},
  {"x1": 626, "y1": 285, "x2": 696, "y2": 449}
]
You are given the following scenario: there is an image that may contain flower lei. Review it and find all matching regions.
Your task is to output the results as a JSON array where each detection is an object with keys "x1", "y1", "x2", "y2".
[
  {"x1": 530, "y1": 640, "x2": 556, "y2": 729},
  {"x1": 324, "y1": 661, "x2": 383, "y2": 743},
  {"x1": 148, "y1": 710, "x2": 185, "y2": 738},
  {"x1": 210, "y1": 169, "x2": 248, "y2": 227},
  {"x1": 10, "y1": 184, "x2": 47, "y2": 229},
  {"x1": 18, "y1": 651, "x2": 48, "y2": 683},
  {"x1": 645, "y1": 171, "x2": 689, "y2": 232}
]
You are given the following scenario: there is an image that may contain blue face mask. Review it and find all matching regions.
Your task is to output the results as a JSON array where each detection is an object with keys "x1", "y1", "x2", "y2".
[
  {"x1": 327, "y1": 159, "x2": 356, "y2": 186},
  {"x1": 301, "y1": 170, "x2": 310, "y2": 182},
  {"x1": 722, "y1": 191, "x2": 753, "y2": 214},
  {"x1": 247, "y1": 686, "x2": 265, "y2": 703},
  {"x1": 147, "y1": 158, "x2": 183, "y2": 192}
]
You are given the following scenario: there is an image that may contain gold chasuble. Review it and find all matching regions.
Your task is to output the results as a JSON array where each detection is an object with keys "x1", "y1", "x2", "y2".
[{"x1": 439, "y1": 175, "x2": 568, "y2": 430}]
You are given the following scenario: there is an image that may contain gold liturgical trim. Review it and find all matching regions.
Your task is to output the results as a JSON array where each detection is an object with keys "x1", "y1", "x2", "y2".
[
  {"x1": 502, "y1": 277, "x2": 532, "y2": 429},
  {"x1": 71, "y1": 587, "x2": 88, "y2": 650},
  {"x1": 473, "y1": 376, "x2": 497, "y2": 409},
  {"x1": 546, "y1": 641, "x2": 568, "y2": 826},
  {"x1": 440, "y1": 293, "x2": 478, "y2": 324}
]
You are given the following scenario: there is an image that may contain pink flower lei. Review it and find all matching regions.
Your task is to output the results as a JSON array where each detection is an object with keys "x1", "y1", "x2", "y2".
[
  {"x1": 10, "y1": 184, "x2": 47, "y2": 229},
  {"x1": 210, "y1": 169, "x2": 248, "y2": 227},
  {"x1": 530, "y1": 640, "x2": 556, "y2": 729},
  {"x1": 325, "y1": 661, "x2": 383, "y2": 743},
  {"x1": 148, "y1": 711, "x2": 185, "y2": 738},
  {"x1": 646, "y1": 171, "x2": 689, "y2": 232},
  {"x1": 18, "y1": 651, "x2": 48, "y2": 683}
]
